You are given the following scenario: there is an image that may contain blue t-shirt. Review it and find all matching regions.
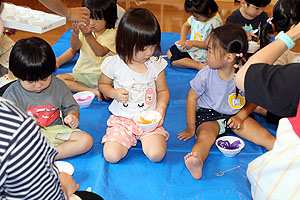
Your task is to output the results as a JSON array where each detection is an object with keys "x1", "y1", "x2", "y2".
[{"x1": 190, "y1": 65, "x2": 245, "y2": 115}]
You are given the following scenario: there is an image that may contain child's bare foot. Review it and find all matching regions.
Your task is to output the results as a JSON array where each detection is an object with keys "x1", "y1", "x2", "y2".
[
  {"x1": 184, "y1": 152, "x2": 203, "y2": 179},
  {"x1": 91, "y1": 88, "x2": 102, "y2": 101}
]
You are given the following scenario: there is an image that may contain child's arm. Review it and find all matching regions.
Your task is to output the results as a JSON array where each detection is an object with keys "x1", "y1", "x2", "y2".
[
  {"x1": 56, "y1": 48, "x2": 77, "y2": 68},
  {"x1": 184, "y1": 40, "x2": 207, "y2": 50},
  {"x1": 64, "y1": 110, "x2": 80, "y2": 129},
  {"x1": 226, "y1": 102, "x2": 257, "y2": 130},
  {"x1": 98, "y1": 73, "x2": 129, "y2": 102},
  {"x1": 79, "y1": 24, "x2": 110, "y2": 57},
  {"x1": 178, "y1": 88, "x2": 198, "y2": 141},
  {"x1": 70, "y1": 22, "x2": 82, "y2": 51},
  {"x1": 176, "y1": 21, "x2": 191, "y2": 45},
  {"x1": 155, "y1": 70, "x2": 169, "y2": 126}
]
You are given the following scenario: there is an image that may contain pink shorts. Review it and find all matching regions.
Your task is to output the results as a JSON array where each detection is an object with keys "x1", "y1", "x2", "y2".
[{"x1": 102, "y1": 115, "x2": 169, "y2": 149}]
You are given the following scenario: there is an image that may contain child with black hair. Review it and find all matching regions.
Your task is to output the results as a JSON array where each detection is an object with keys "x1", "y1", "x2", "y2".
[
  {"x1": 57, "y1": 0, "x2": 117, "y2": 101},
  {"x1": 3, "y1": 37, "x2": 93, "y2": 160},
  {"x1": 227, "y1": 0, "x2": 271, "y2": 34},
  {"x1": 98, "y1": 8, "x2": 169, "y2": 163},
  {"x1": 178, "y1": 24, "x2": 275, "y2": 179},
  {"x1": 167, "y1": 0, "x2": 223, "y2": 70}
]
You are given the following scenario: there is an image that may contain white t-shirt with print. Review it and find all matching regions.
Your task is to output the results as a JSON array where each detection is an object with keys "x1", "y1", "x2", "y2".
[{"x1": 101, "y1": 55, "x2": 167, "y2": 119}]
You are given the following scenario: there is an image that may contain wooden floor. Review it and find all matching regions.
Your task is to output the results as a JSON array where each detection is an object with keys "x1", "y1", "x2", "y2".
[{"x1": 5, "y1": 0, "x2": 274, "y2": 46}]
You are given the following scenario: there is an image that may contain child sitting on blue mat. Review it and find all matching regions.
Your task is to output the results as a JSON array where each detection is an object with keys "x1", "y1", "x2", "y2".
[
  {"x1": 3, "y1": 37, "x2": 93, "y2": 160},
  {"x1": 167, "y1": 0, "x2": 223, "y2": 70},
  {"x1": 98, "y1": 8, "x2": 170, "y2": 163},
  {"x1": 178, "y1": 24, "x2": 276, "y2": 179},
  {"x1": 57, "y1": 0, "x2": 117, "y2": 101}
]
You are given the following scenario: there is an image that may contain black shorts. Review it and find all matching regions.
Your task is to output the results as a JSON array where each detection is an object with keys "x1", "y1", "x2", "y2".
[
  {"x1": 169, "y1": 45, "x2": 191, "y2": 64},
  {"x1": 195, "y1": 107, "x2": 232, "y2": 130}
]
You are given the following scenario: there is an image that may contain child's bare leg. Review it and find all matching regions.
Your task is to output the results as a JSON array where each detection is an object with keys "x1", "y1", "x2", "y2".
[
  {"x1": 56, "y1": 48, "x2": 77, "y2": 68},
  {"x1": 171, "y1": 58, "x2": 206, "y2": 70},
  {"x1": 167, "y1": 50, "x2": 206, "y2": 70},
  {"x1": 141, "y1": 134, "x2": 167, "y2": 162},
  {"x1": 103, "y1": 141, "x2": 128, "y2": 163},
  {"x1": 55, "y1": 131, "x2": 93, "y2": 160},
  {"x1": 233, "y1": 117, "x2": 275, "y2": 150},
  {"x1": 57, "y1": 74, "x2": 102, "y2": 101},
  {"x1": 185, "y1": 121, "x2": 219, "y2": 179},
  {"x1": 253, "y1": 106, "x2": 267, "y2": 117}
]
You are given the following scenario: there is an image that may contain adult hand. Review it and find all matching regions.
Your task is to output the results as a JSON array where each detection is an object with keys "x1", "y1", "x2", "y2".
[
  {"x1": 67, "y1": 7, "x2": 90, "y2": 25},
  {"x1": 60, "y1": 172, "x2": 79, "y2": 198}
]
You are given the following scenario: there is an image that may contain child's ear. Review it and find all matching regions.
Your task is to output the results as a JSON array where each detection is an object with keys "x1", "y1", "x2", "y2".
[{"x1": 225, "y1": 53, "x2": 236, "y2": 63}]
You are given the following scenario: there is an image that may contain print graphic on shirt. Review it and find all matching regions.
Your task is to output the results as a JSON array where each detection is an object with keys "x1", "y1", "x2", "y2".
[
  {"x1": 121, "y1": 81, "x2": 156, "y2": 112},
  {"x1": 27, "y1": 105, "x2": 59, "y2": 126},
  {"x1": 228, "y1": 93, "x2": 245, "y2": 109},
  {"x1": 194, "y1": 32, "x2": 203, "y2": 41},
  {"x1": 243, "y1": 24, "x2": 254, "y2": 33},
  {"x1": 97, "y1": 56, "x2": 102, "y2": 63}
]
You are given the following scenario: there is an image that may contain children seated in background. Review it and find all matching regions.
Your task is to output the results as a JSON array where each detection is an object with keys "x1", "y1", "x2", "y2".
[
  {"x1": 167, "y1": 0, "x2": 223, "y2": 70},
  {"x1": 226, "y1": 0, "x2": 271, "y2": 41},
  {"x1": 56, "y1": 0, "x2": 117, "y2": 101},
  {"x1": 178, "y1": 24, "x2": 276, "y2": 179},
  {"x1": 98, "y1": 8, "x2": 170, "y2": 163},
  {"x1": 3, "y1": 37, "x2": 93, "y2": 160}
]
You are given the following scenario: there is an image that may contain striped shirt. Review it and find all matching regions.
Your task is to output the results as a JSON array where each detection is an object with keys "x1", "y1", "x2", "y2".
[{"x1": 0, "y1": 98, "x2": 66, "y2": 200}]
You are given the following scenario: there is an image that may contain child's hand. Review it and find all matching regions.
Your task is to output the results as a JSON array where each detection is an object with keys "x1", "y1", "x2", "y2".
[
  {"x1": 178, "y1": 126, "x2": 195, "y2": 141},
  {"x1": 175, "y1": 40, "x2": 185, "y2": 46},
  {"x1": 64, "y1": 114, "x2": 79, "y2": 129},
  {"x1": 226, "y1": 115, "x2": 242, "y2": 130},
  {"x1": 181, "y1": 40, "x2": 194, "y2": 50},
  {"x1": 79, "y1": 23, "x2": 92, "y2": 37},
  {"x1": 72, "y1": 22, "x2": 80, "y2": 35},
  {"x1": 114, "y1": 88, "x2": 129, "y2": 103}
]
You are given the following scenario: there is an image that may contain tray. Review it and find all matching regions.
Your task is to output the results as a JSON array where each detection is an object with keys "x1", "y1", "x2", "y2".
[{"x1": 0, "y1": 3, "x2": 66, "y2": 34}]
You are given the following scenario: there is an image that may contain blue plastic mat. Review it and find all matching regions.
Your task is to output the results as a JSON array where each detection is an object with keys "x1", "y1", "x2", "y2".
[{"x1": 53, "y1": 30, "x2": 277, "y2": 200}]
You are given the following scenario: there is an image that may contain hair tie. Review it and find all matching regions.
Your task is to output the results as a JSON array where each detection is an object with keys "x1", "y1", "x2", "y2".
[
  {"x1": 267, "y1": 17, "x2": 273, "y2": 25},
  {"x1": 236, "y1": 53, "x2": 243, "y2": 58}
]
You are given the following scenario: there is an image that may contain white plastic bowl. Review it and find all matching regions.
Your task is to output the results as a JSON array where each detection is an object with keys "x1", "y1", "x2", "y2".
[
  {"x1": 54, "y1": 161, "x2": 74, "y2": 175},
  {"x1": 248, "y1": 41, "x2": 260, "y2": 53},
  {"x1": 134, "y1": 110, "x2": 162, "y2": 132},
  {"x1": 215, "y1": 136, "x2": 245, "y2": 157},
  {"x1": 73, "y1": 91, "x2": 95, "y2": 108}
]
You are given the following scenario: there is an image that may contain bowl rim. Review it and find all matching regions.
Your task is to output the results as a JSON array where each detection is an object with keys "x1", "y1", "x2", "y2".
[
  {"x1": 73, "y1": 91, "x2": 95, "y2": 101},
  {"x1": 215, "y1": 135, "x2": 245, "y2": 152},
  {"x1": 133, "y1": 110, "x2": 162, "y2": 127}
]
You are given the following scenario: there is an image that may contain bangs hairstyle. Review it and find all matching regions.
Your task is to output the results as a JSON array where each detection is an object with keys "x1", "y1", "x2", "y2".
[
  {"x1": 9, "y1": 37, "x2": 56, "y2": 81},
  {"x1": 245, "y1": 0, "x2": 271, "y2": 7},
  {"x1": 207, "y1": 24, "x2": 248, "y2": 62},
  {"x1": 184, "y1": 0, "x2": 218, "y2": 18},
  {"x1": 116, "y1": 8, "x2": 161, "y2": 64},
  {"x1": 82, "y1": 0, "x2": 117, "y2": 29}
]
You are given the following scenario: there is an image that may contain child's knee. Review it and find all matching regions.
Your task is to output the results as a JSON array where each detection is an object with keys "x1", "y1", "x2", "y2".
[
  {"x1": 103, "y1": 142, "x2": 127, "y2": 163},
  {"x1": 144, "y1": 147, "x2": 166, "y2": 162}
]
